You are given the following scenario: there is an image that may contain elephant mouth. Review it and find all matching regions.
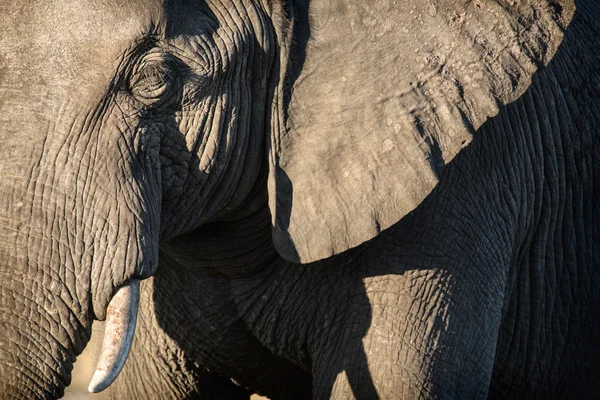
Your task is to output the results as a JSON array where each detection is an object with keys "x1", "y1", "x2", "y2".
[{"x1": 88, "y1": 279, "x2": 141, "y2": 393}]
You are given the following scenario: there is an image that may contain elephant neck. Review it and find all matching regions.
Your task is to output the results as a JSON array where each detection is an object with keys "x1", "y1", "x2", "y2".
[{"x1": 160, "y1": 170, "x2": 277, "y2": 278}]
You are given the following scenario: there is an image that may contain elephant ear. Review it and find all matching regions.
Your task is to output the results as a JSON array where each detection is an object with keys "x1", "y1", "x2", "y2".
[{"x1": 267, "y1": 0, "x2": 575, "y2": 263}]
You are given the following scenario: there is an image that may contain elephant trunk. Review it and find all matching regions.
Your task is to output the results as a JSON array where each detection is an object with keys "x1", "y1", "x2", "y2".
[
  {"x1": 0, "y1": 95, "x2": 161, "y2": 397},
  {"x1": 0, "y1": 266, "x2": 88, "y2": 398},
  {"x1": 0, "y1": 194, "x2": 152, "y2": 398}
]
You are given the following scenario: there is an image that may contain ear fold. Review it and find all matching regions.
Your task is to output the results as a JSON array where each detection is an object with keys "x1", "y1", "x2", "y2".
[{"x1": 267, "y1": 0, "x2": 575, "y2": 263}]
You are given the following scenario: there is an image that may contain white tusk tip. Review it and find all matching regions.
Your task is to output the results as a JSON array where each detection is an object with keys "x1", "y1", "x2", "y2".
[
  {"x1": 88, "y1": 279, "x2": 140, "y2": 394},
  {"x1": 88, "y1": 370, "x2": 112, "y2": 393}
]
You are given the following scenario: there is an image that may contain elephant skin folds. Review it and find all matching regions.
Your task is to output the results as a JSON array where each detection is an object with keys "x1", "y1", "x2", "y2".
[{"x1": 0, "y1": 0, "x2": 599, "y2": 399}]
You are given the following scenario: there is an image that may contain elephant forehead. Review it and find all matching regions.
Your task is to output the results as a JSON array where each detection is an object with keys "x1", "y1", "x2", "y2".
[
  {"x1": 0, "y1": 0, "x2": 165, "y2": 95},
  {"x1": 0, "y1": 0, "x2": 269, "y2": 99}
]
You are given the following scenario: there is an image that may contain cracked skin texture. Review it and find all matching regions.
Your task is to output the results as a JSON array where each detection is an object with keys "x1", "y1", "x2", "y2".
[{"x1": 0, "y1": 0, "x2": 599, "y2": 399}]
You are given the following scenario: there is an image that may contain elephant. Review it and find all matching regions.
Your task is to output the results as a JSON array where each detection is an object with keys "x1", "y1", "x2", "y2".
[{"x1": 0, "y1": 0, "x2": 599, "y2": 398}]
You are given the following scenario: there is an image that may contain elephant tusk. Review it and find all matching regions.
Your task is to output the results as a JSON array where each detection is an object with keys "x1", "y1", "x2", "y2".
[{"x1": 88, "y1": 279, "x2": 140, "y2": 393}]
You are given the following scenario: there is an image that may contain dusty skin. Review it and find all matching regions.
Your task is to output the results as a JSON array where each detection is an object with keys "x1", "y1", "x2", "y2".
[{"x1": 0, "y1": 0, "x2": 599, "y2": 398}]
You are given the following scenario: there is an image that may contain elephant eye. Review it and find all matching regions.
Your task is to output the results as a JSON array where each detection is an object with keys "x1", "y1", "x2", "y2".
[{"x1": 129, "y1": 52, "x2": 179, "y2": 108}]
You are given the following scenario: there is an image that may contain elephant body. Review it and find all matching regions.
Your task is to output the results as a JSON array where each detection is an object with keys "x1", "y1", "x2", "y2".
[
  {"x1": 106, "y1": 2, "x2": 600, "y2": 398},
  {"x1": 0, "y1": 0, "x2": 598, "y2": 399}
]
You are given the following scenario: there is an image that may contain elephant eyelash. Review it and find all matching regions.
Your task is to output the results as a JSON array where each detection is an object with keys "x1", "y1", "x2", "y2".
[
  {"x1": 108, "y1": 40, "x2": 212, "y2": 115},
  {"x1": 126, "y1": 52, "x2": 184, "y2": 109}
]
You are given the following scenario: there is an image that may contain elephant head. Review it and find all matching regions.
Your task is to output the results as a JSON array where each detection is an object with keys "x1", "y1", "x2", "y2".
[
  {"x1": 0, "y1": 0, "x2": 574, "y2": 398},
  {"x1": 0, "y1": 0, "x2": 280, "y2": 396}
]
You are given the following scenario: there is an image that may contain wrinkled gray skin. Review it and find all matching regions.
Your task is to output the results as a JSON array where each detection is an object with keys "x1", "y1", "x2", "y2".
[{"x1": 0, "y1": 0, "x2": 599, "y2": 399}]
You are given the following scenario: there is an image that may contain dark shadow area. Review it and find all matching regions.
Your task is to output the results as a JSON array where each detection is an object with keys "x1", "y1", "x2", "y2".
[{"x1": 151, "y1": 252, "x2": 313, "y2": 399}]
